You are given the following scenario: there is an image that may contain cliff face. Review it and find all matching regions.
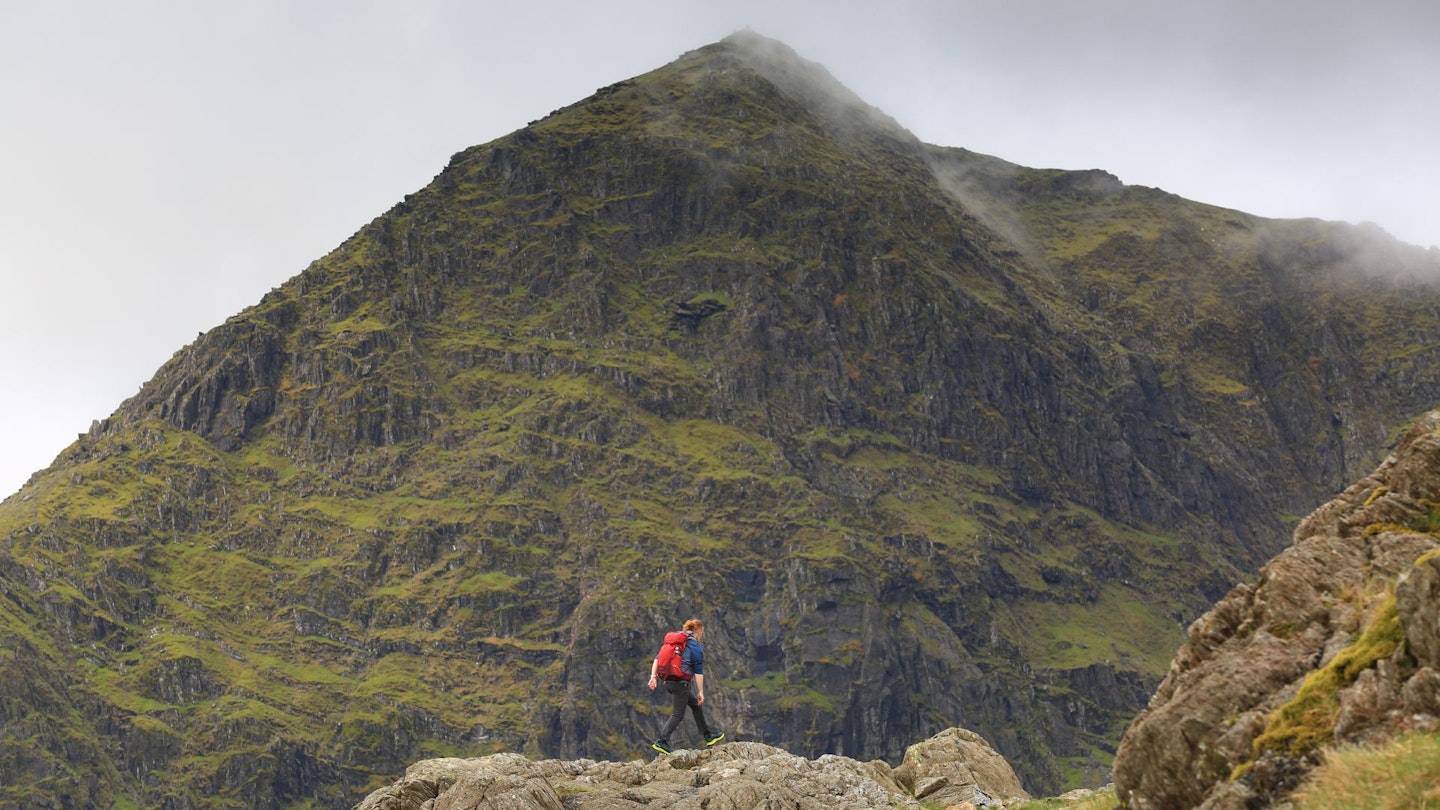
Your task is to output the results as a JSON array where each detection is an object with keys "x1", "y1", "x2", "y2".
[
  {"x1": 1114, "y1": 412, "x2": 1440, "y2": 808},
  {"x1": 3, "y1": 32, "x2": 1440, "y2": 809}
]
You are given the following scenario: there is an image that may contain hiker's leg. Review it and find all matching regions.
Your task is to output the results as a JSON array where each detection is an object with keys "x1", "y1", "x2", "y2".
[
  {"x1": 688, "y1": 692, "x2": 712, "y2": 738},
  {"x1": 659, "y1": 681, "x2": 688, "y2": 742}
]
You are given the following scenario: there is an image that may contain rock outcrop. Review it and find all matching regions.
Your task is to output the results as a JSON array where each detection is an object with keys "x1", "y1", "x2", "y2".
[
  {"x1": 893, "y1": 727, "x2": 1029, "y2": 807},
  {"x1": 1114, "y1": 412, "x2": 1440, "y2": 808},
  {"x1": 352, "y1": 728, "x2": 1028, "y2": 810}
]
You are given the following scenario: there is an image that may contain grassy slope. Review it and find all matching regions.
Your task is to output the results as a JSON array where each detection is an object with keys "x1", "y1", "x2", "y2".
[{"x1": 1291, "y1": 732, "x2": 1440, "y2": 809}]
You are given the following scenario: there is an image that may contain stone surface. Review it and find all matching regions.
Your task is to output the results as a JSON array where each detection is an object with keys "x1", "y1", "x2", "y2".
[
  {"x1": 891, "y1": 728, "x2": 1028, "y2": 807},
  {"x1": 1397, "y1": 553, "x2": 1440, "y2": 668},
  {"x1": 1114, "y1": 413, "x2": 1440, "y2": 809},
  {"x1": 352, "y1": 730, "x2": 1029, "y2": 810}
]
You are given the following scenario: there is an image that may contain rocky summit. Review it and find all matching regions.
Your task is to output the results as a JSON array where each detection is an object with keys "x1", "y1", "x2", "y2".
[
  {"x1": 4, "y1": 31, "x2": 1440, "y2": 809},
  {"x1": 350, "y1": 727, "x2": 1029, "y2": 810}
]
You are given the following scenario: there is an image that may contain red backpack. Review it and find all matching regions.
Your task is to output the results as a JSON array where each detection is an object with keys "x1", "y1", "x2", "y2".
[{"x1": 656, "y1": 630, "x2": 693, "y2": 680}]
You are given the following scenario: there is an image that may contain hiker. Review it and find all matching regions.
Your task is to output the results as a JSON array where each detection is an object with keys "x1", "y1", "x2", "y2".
[{"x1": 647, "y1": 618, "x2": 724, "y2": 753}]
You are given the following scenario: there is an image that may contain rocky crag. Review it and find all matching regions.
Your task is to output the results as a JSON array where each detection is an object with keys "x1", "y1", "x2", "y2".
[
  {"x1": 4, "y1": 31, "x2": 1440, "y2": 809},
  {"x1": 351, "y1": 727, "x2": 1029, "y2": 810},
  {"x1": 1115, "y1": 411, "x2": 1440, "y2": 808}
]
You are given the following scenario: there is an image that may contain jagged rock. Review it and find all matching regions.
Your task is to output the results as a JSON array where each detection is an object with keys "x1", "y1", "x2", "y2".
[
  {"x1": 1333, "y1": 657, "x2": 1404, "y2": 743},
  {"x1": 431, "y1": 775, "x2": 562, "y2": 810},
  {"x1": 351, "y1": 732, "x2": 1026, "y2": 810},
  {"x1": 1114, "y1": 412, "x2": 1440, "y2": 808},
  {"x1": 913, "y1": 775, "x2": 949, "y2": 798},
  {"x1": 1402, "y1": 666, "x2": 1440, "y2": 716},
  {"x1": 890, "y1": 728, "x2": 1028, "y2": 807},
  {"x1": 354, "y1": 757, "x2": 535, "y2": 810},
  {"x1": 1396, "y1": 552, "x2": 1440, "y2": 667},
  {"x1": 1194, "y1": 780, "x2": 1256, "y2": 810}
]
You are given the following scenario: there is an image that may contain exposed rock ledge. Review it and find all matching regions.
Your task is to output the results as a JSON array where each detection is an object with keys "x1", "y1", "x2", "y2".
[
  {"x1": 352, "y1": 727, "x2": 1029, "y2": 810},
  {"x1": 1115, "y1": 411, "x2": 1440, "y2": 809}
]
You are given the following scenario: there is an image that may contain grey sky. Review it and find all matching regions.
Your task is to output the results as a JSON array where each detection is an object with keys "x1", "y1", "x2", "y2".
[{"x1": 3, "y1": 0, "x2": 1438, "y2": 497}]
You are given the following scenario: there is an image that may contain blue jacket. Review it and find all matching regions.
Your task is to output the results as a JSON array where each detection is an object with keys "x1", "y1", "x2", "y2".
[{"x1": 684, "y1": 634, "x2": 704, "y2": 676}]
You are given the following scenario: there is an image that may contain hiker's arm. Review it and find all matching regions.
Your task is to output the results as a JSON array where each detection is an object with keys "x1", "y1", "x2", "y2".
[
  {"x1": 694, "y1": 673, "x2": 704, "y2": 704},
  {"x1": 647, "y1": 659, "x2": 658, "y2": 690}
]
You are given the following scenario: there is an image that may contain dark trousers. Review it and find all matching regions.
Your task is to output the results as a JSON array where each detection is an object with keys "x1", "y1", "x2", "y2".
[{"x1": 658, "y1": 678, "x2": 710, "y2": 743}]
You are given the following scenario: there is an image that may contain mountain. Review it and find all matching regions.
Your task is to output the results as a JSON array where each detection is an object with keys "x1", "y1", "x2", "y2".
[{"x1": 3, "y1": 31, "x2": 1440, "y2": 808}]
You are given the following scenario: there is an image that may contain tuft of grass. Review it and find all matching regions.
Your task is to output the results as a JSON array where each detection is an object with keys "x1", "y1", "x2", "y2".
[
  {"x1": 1291, "y1": 733, "x2": 1440, "y2": 810},
  {"x1": 1250, "y1": 594, "x2": 1402, "y2": 759},
  {"x1": 1408, "y1": 498, "x2": 1440, "y2": 536}
]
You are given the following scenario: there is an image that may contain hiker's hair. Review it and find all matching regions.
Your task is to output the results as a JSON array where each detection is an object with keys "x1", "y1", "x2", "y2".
[{"x1": 683, "y1": 618, "x2": 704, "y2": 633}]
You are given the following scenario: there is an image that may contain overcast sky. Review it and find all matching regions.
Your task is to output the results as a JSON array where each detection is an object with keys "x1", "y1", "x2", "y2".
[{"x1": 3, "y1": 1, "x2": 1438, "y2": 498}]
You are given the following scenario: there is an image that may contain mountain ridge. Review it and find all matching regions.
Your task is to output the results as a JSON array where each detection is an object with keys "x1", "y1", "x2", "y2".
[{"x1": 4, "y1": 32, "x2": 1440, "y2": 808}]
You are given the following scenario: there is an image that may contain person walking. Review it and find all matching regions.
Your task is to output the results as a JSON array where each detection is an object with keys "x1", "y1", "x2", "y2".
[{"x1": 648, "y1": 618, "x2": 724, "y2": 753}]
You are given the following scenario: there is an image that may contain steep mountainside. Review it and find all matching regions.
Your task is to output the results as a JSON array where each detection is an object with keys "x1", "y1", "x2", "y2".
[{"x1": 3, "y1": 32, "x2": 1440, "y2": 808}]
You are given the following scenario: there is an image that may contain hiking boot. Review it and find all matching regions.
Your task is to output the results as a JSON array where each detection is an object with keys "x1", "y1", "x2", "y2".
[
  {"x1": 704, "y1": 732, "x2": 725, "y2": 747},
  {"x1": 651, "y1": 739, "x2": 672, "y2": 754}
]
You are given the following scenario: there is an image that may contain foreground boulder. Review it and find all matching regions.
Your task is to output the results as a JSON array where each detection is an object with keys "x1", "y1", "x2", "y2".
[
  {"x1": 1114, "y1": 412, "x2": 1440, "y2": 808},
  {"x1": 353, "y1": 727, "x2": 1028, "y2": 809},
  {"x1": 893, "y1": 727, "x2": 1029, "y2": 807}
]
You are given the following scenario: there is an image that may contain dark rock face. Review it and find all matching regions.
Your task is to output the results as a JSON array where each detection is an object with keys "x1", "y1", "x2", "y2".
[
  {"x1": 1114, "y1": 413, "x2": 1440, "y2": 808},
  {"x1": 4, "y1": 32, "x2": 1440, "y2": 808}
]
